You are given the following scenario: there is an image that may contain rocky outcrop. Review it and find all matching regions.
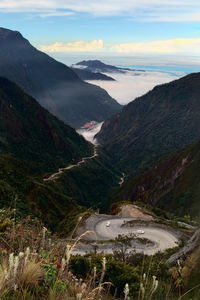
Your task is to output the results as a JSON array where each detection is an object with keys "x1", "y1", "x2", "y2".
[{"x1": 168, "y1": 228, "x2": 200, "y2": 264}]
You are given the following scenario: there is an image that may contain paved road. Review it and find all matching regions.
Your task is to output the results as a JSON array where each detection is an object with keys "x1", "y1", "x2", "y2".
[
  {"x1": 74, "y1": 215, "x2": 179, "y2": 255},
  {"x1": 44, "y1": 146, "x2": 98, "y2": 182}
]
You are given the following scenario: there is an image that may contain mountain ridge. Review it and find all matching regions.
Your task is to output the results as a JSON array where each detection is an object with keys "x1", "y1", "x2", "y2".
[
  {"x1": 75, "y1": 59, "x2": 145, "y2": 73},
  {"x1": 0, "y1": 27, "x2": 121, "y2": 128},
  {"x1": 96, "y1": 72, "x2": 200, "y2": 174},
  {"x1": 71, "y1": 67, "x2": 115, "y2": 81},
  {"x1": 111, "y1": 140, "x2": 200, "y2": 219},
  {"x1": 0, "y1": 76, "x2": 92, "y2": 172}
]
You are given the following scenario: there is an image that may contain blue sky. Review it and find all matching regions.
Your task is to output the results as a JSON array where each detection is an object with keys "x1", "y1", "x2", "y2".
[{"x1": 0, "y1": 1, "x2": 200, "y2": 65}]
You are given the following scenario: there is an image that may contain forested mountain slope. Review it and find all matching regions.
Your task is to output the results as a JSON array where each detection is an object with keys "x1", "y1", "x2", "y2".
[
  {"x1": 0, "y1": 28, "x2": 121, "y2": 128},
  {"x1": 97, "y1": 73, "x2": 200, "y2": 175},
  {"x1": 112, "y1": 141, "x2": 200, "y2": 219}
]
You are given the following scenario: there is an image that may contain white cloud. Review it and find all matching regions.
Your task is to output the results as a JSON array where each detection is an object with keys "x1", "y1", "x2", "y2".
[
  {"x1": 40, "y1": 40, "x2": 104, "y2": 52},
  {"x1": 40, "y1": 38, "x2": 200, "y2": 55},
  {"x1": 86, "y1": 71, "x2": 180, "y2": 105},
  {"x1": 40, "y1": 11, "x2": 74, "y2": 18},
  {"x1": 113, "y1": 38, "x2": 200, "y2": 54},
  {"x1": 0, "y1": 0, "x2": 200, "y2": 21}
]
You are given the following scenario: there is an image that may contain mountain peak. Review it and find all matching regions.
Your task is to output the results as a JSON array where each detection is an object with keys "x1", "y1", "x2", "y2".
[
  {"x1": 77, "y1": 60, "x2": 105, "y2": 66},
  {"x1": 76, "y1": 59, "x2": 116, "y2": 69},
  {"x1": 0, "y1": 28, "x2": 121, "y2": 128},
  {"x1": 0, "y1": 27, "x2": 23, "y2": 39},
  {"x1": 96, "y1": 72, "x2": 200, "y2": 173}
]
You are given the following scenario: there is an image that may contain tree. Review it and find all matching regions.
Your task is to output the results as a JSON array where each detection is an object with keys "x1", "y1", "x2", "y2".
[{"x1": 113, "y1": 233, "x2": 136, "y2": 262}]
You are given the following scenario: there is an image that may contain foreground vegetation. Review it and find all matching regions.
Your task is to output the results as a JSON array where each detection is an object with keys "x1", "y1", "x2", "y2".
[{"x1": 0, "y1": 209, "x2": 199, "y2": 300}]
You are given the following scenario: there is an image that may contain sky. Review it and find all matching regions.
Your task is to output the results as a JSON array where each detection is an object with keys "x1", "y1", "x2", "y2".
[{"x1": 0, "y1": 0, "x2": 200, "y2": 66}]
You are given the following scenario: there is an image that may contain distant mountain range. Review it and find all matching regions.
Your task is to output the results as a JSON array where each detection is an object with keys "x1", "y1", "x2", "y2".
[
  {"x1": 0, "y1": 28, "x2": 121, "y2": 128},
  {"x1": 97, "y1": 73, "x2": 200, "y2": 175},
  {"x1": 74, "y1": 60, "x2": 145, "y2": 74},
  {"x1": 71, "y1": 67, "x2": 115, "y2": 81}
]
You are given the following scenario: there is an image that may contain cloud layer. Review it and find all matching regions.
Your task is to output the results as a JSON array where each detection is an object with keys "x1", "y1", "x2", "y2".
[
  {"x1": 0, "y1": 0, "x2": 199, "y2": 21},
  {"x1": 113, "y1": 38, "x2": 200, "y2": 54},
  {"x1": 40, "y1": 40, "x2": 104, "y2": 52},
  {"x1": 87, "y1": 71, "x2": 180, "y2": 105},
  {"x1": 40, "y1": 38, "x2": 200, "y2": 55}
]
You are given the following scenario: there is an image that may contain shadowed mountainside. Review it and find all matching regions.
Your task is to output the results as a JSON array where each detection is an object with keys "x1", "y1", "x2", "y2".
[
  {"x1": 0, "y1": 76, "x2": 92, "y2": 173},
  {"x1": 97, "y1": 73, "x2": 200, "y2": 175},
  {"x1": 112, "y1": 141, "x2": 200, "y2": 219},
  {"x1": 0, "y1": 77, "x2": 119, "y2": 232},
  {"x1": 0, "y1": 28, "x2": 121, "y2": 128}
]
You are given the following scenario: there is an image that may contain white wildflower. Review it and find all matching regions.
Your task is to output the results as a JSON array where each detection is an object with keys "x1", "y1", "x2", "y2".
[
  {"x1": 93, "y1": 266, "x2": 97, "y2": 278},
  {"x1": 14, "y1": 256, "x2": 19, "y2": 278},
  {"x1": 61, "y1": 258, "x2": 66, "y2": 271},
  {"x1": 140, "y1": 282, "x2": 145, "y2": 298},
  {"x1": 42, "y1": 227, "x2": 47, "y2": 248},
  {"x1": 152, "y1": 279, "x2": 159, "y2": 294},
  {"x1": 76, "y1": 293, "x2": 82, "y2": 300},
  {"x1": 102, "y1": 257, "x2": 106, "y2": 270},
  {"x1": 19, "y1": 252, "x2": 24, "y2": 259},
  {"x1": 25, "y1": 247, "x2": 30, "y2": 265},
  {"x1": 124, "y1": 283, "x2": 129, "y2": 300},
  {"x1": 9, "y1": 253, "x2": 14, "y2": 270},
  {"x1": 149, "y1": 276, "x2": 159, "y2": 297}
]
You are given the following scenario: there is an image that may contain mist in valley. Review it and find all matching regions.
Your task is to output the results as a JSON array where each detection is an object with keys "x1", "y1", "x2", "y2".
[
  {"x1": 86, "y1": 70, "x2": 182, "y2": 105},
  {"x1": 77, "y1": 122, "x2": 103, "y2": 144}
]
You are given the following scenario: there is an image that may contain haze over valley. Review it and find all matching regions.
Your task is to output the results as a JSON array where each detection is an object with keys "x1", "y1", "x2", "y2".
[{"x1": 86, "y1": 68, "x2": 180, "y2": 105}]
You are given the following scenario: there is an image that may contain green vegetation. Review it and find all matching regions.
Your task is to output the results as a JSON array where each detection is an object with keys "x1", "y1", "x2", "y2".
[
  {"x1": 0, "y1": 210, "x2": 198, "y2": 300},
  {"x1": 47, "y1": 149, "x2": 120, "y2": 214},
  {"x1": 0, "y1": 33, "x2": 199, "y2": 297},
  {"x1": 0, "y1": 77, "x2": 93, "y2": 173},
  {"x1": 0, "y1": 150, "x2": 120, "y2": 234},
  {"x1": 0, "y1": 77, "x2": 120, "y2": 233},
  {"x1": 0, "y1": 27, "x2": 121, "y2": 128},
  {"x1": 97, "y1": 73, "x2": 200, "y2": 175},
  {"x1": 111, "y1": 141, "x2": 200, "y2": 220}
]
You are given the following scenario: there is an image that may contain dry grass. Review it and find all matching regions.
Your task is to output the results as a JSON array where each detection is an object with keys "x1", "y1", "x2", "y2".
[
  {"x1": 0, "y1": 210, "x2": 199, "y2": 300},
  {"x1": 20, "y1": 260, "x2": 44, "y2": 287},
  {"x1": 0, "y1": 212, "x2": 113, "y2": 300}
]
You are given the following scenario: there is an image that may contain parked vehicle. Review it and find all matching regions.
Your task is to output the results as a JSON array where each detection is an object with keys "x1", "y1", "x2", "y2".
[
  {"x1": 137, "y1": 229, "x2": 145, "y2": 234},
  {"x1": 106, "y1": 221, "x2": 111, "y2": 227}
]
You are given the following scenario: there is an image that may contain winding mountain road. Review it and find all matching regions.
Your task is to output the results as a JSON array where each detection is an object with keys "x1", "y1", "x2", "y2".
[
  {"x1": 119, "y1": 173, "x2": 125, "y2": 186},
  {"x1": 44, "y1": 146, "x2": 98, "y2": 182},
  {"x1": 75, "y1": 215, "x2": 180, "y2": 255}
]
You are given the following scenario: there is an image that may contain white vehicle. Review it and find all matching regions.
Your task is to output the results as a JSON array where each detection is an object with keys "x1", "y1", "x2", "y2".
[
  {"x1": 106, "y1": 221, "x2": 111, "y2": 227},
  {"x1": 136, "y1": 229, "x2": 145, "y2": 234}
]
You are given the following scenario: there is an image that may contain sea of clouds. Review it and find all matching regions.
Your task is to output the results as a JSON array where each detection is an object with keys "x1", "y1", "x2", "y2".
[
  {"x1": 77, "y1": 67, "x2": 186, "y2": 143},
  {"x1": 86, "y1": 69, "x2": 182, "y2": 105}
]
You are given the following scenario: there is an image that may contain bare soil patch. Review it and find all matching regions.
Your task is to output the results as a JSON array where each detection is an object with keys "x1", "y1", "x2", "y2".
[{"x1": 118, "y1": 204, "x2": 154, "y2": 220}]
